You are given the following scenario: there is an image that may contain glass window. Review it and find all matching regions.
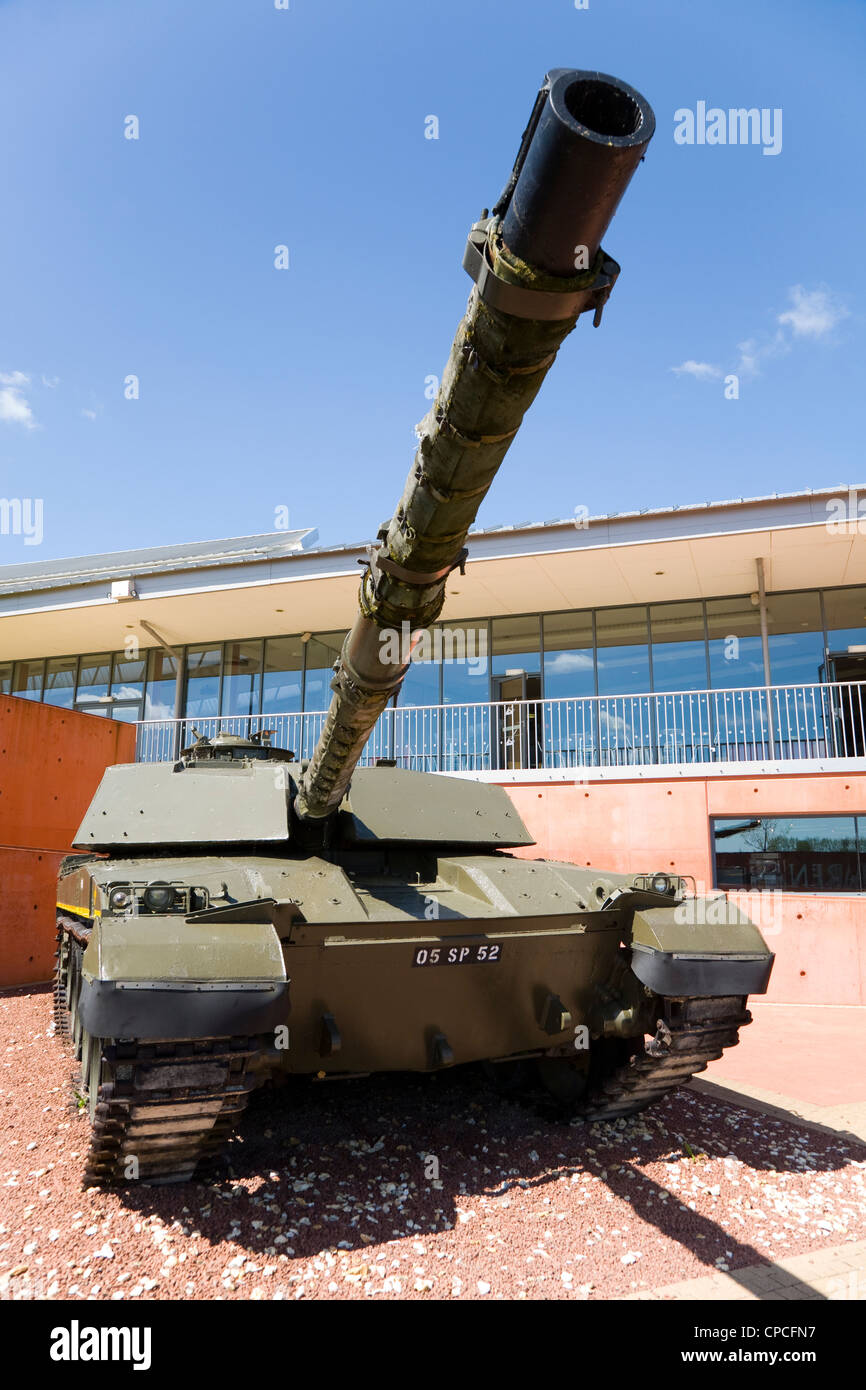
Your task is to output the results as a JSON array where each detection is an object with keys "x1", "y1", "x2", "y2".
[
  {"x1": 491, "y1": 616, "x2": 540, "y2": 679},
  {"x1": 109, "y1": 651, "x2": 145, "y2": 720},
  {"x1": 713, "y1": 815, "x2": 861, "y2": 893},
  {"x1": 43, "y1": 655, "x2": 78, "y2": 708},
  {"x1": 595, "y1": 606, "x2": 650, "y2": 695},
  {"x1": 543, "y1": 611, "x2": 595, "y2": 700},
  {"x1": 222, "y1": 640, "x2": 262, "y2": 716},
  {"x1": 441, "y1": 621, "x2": 489, "y2": 704},
  {"x1": 399, "y1": 630, "x2": 441, "y2": 707},
  {"x1": 110, "y1": 651, "x2": 145, "y2": 703},
  {"x1": 12, "y1": 660, "x2": 44, "y2": 701},
  {"x1": 650, "y1": 602, "x2": 708, "y2": 692},
  {"x1": 0, "y1": 664, "x2": 11, "y2": 695},
  {"x1": 706, "y1": 595, "x2": 765, "y2": 689},
  {"x1": 303, "y1": 632, "x2": 345, "y2": 711},
  {"x1": 185, "y1": 645, "x2": 222, "y2": 719},
  {"x1": 824, "y1": 586, "x2": 866, "y2": 654},
  {"x1": 144, "y1": 649, "x2": 178, "y2": 720},
  {"x1": 75, "y1": 653, "x2": 112, "y2": 714},
  {"x1": 766, "y1": 592, "x2": 824, "y2": 686},
  {"x1": 262, "y1": 636, "x2": 304, "y2": 714}
]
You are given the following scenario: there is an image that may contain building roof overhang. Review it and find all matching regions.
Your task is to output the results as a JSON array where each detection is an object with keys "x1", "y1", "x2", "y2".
[{"x1": 1, "y1": 488, "x2": 863, "y2": 661}]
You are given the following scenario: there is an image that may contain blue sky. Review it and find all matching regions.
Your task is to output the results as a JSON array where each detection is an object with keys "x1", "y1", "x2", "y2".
[{"x1": 1, "y1": 0, "x2": 864, "y2": 564}]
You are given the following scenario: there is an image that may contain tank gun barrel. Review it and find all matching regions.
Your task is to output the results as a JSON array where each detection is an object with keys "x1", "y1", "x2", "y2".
[{"x1": 295, "y1": 68, "x2": 655, "y2": 821}]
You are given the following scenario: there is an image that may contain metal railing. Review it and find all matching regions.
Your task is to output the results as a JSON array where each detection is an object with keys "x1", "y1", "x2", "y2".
[{"x1": 133, "y1": 680, "x2": 866, "y2": 772}]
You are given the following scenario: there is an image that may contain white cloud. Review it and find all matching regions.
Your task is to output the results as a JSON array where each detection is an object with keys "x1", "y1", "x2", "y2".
[
  {"x1": 41, "y1": 374, "x2": 60, "y2": 388},
  {"x1": 0, "y1": 384, "x2": 36, "y2": 428},
  {"x1": 671, "y1": 360, "x2": 723, "y2": 381},
  {"x1": 673, "y1": 283, "x2": 848, "y2": 386},
  {"x1": 546, "y1": 651, "x2": 594, "y2": 674},
  {"x1": 80, "y1": 407, "x2": 98, "y2": 420},
  {"x1": 0, "y1": 370, "x2": 30, "y2": 387},
  {"x1": 735, "y1": 337, "x2": 768, "y2": 377},
  {"x1": 777, "y1": 284, "x2": 848, "y2": 339}
]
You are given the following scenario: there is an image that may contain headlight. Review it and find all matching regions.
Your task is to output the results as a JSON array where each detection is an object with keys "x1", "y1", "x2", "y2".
[
  {"x1": 143, "y1": 882, "x2": 175, "y2": 913},
  {"x1": 108, "y1": 885, "x2": 133, "y2": 912},
  {"x1": 651, "y1": 873, "x2": 672, "y2": 895}
]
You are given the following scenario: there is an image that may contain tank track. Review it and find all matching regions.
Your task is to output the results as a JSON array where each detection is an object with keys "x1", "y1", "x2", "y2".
[
  {"x1": 52, "y1": 923, "x2": 71, "y2": 1041},
  {"x1": 54, "y1": 917, "x2": 263, "y2": 1186},
  {"x1": 573, "y1": 994, "x2": 751, "y2": 1122},
  {"x1": 82, "y1": 1037, "x2": 262, "y2": 1186}
]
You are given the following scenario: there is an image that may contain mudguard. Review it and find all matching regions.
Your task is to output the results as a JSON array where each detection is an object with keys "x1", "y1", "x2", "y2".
[
  {"x1": 77, "y1": 915, "x2": 289, "y2": 1040},
  {"x1": 629, "y1": 899, "x2": 774, "y2": 997}
]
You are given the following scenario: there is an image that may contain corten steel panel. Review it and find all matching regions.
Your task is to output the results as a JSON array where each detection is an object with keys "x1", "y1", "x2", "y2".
[
  {"x1": 0, "y1": 697, "x2": 135, "y2": 986},
  {"x1": 500, "y1": 772, "x2": 866, "y2": 1006},
  {"x1": 0, "y1": 846, "x2": 66, "y2": 985},
  {"x1": 0, "y1": 698, "x2": 135, "y2": 850}
]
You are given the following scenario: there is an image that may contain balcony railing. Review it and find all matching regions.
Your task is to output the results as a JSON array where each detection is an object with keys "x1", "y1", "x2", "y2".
[{"x1": 133, "y1": 680, "x2": 866, "y2": 775}]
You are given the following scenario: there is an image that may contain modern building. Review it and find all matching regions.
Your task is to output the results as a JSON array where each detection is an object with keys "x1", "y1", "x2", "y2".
[{"x1": 3, "y1": 485, "x2": 866, "y2": 1001}]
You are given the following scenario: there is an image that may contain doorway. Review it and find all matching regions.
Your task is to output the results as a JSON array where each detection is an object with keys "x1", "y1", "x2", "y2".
[
  {"x1": 494, "y1": 671, "x2": 542, "y2": 770},
  {"x1": 824, "y1": 650, "x2": 866, "y2": 756}
]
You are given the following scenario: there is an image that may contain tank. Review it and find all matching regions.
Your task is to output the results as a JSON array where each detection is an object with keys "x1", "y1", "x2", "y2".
[{"x1": 55, "y1": 69, "x2": 774, "y2": 1186}]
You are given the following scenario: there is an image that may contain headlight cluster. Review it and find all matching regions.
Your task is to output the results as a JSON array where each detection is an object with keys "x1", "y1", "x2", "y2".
[
  {"x1": 103, "y1": 882, "x2": 210, "y2": 915},
  {"x1": 632, "y1": 871, "x2": 682, "y2": 897}
]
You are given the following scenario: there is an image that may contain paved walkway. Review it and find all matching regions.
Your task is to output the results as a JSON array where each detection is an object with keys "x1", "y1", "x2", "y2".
[
  {"x1": 627, "y1": 1238, "x2": 866, "y2": 1301},
  {"x1": 693, "y1": 1001, "x2": 866, "y2": 1147},
  {"x1": 702, "y1": 1002, "x2": 866, "y2": 1108}
]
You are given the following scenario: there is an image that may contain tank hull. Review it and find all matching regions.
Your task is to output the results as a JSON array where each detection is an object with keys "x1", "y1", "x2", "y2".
[{"x1": 58, "y1": 839, "x2": 773, "y2": 1080}]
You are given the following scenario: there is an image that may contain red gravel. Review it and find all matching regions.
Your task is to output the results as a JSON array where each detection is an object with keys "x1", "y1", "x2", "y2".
[{"x1": 2, "y1": 986, "x2": 864, "y2": 1301}]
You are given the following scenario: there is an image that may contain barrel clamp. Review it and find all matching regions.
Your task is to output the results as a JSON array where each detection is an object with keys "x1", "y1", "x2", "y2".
[
  {"x1": 463, "y1": 217, "x2": 620, "y2": 325},
  {"x1": 359, "y1": 543, "x2": 468, "y2": 594}
]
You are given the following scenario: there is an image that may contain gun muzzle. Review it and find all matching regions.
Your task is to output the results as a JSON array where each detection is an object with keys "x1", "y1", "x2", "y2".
[{"x1": 498, "y1": 69, "x2": 654, "y2": 276}]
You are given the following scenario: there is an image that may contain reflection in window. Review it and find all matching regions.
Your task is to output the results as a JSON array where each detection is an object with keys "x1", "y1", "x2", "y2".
[
  {"x1": 650, "y1": 603, "x2": 711, "y2": 761},
  {"x1": 706, "y1": 596, "x2": 764, "y2": 688},
  {"x1": 595, "y1": 608, "x2": 651, "y2": 761},
  {"x1": 303, "y1": 632, "x2": 345, "y2": 711},
  {"x1": 400, "y1": 637, "x2": 441, "y2": 707},
  {"x1": 542, "y1": 612, "x2": 595, "y2": 767},
  {"x1": 543, "y1": 611, "x2": 595, "y2": 699},
  {"x1": 824, "y1": 586, "x2": 866, "y2": 679},
  {"x1": 596, "y1": 607, "x2": 650, "y2": 695},
  {"x1": 12, "y1": 660, "x2": 44, "y2": 701},
  {"x1": 110, "y1": 652, "x2": 145, "y2": 711},
  {"x1": 144, "y1": 649, "x2": 178, "y2": 720},
  {"x1": 713, "y1": 815, "x2": 861, "y2": 893},
  {"x1": 75, "y1": 653, "x2": 111, "y2": 714},
  {"x1": 491, "y1": 615, "x2": 540, "y2": 681},
  {"x1": 766, "y1": 592, "x2": 824, "y2": 686},
  {"x1": 185, "y1": 646, "x2": 222, "y2": 719},
  {"x1": 0, "y1": 664, "x2": 11, "y2": 695},
  {"x1": 441, "y1": 622, "x2": 489, "y2": 704},
  {"x1": 43, "y1": 655, "x2": 78, "y2": 708},
  {"x1": 222, "y1": 640, "x2": 262, "y2": 716},
  {"x1": 650, "y1": 602, "x2": 708, "y2": 691},
  {"x1": 263, "y1": 637, "x2": 303, "y2": 714}
]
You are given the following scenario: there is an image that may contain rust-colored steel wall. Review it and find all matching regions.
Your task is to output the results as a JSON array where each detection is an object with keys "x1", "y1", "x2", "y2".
[
  {"x1": 0, "y1": 698, "x2": 135, "y2": 986},
  {"x1": 504, "y1": 771, "x2": 866, "y2": 1006}
]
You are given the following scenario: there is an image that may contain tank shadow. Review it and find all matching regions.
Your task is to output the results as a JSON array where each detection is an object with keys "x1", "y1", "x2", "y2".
[{"x1": 109, "y1": 1065, "x2": 862, "y2": 1299}]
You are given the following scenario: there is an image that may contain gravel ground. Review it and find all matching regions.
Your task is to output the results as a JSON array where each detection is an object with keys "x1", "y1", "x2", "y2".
[{"x1": 2, "y1": 986, "x2": 865, "y2": 1302}]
